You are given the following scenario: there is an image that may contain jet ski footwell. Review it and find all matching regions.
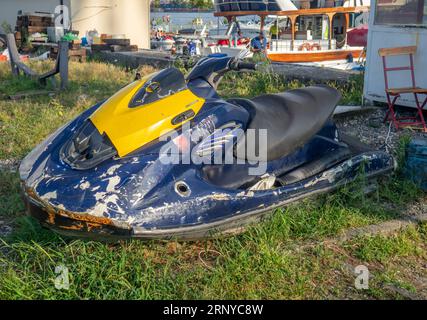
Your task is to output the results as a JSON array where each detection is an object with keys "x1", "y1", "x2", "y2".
[{"x1": 22, "y1": 152, "x2": 394, "y2": 241}]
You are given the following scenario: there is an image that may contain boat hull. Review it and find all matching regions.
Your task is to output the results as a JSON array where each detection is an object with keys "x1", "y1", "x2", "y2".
[
  {"x1": 268, "y1": 49, "x2": 364, "y2": 63},
  {"x1": 22, "y1": 151, "x2": 394, "y2": 241}
]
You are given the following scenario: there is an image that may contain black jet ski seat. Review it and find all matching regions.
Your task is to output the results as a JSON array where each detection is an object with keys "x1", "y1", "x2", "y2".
[{"x1": 228, "y1": 85, "x2": 341, "y2": 161}]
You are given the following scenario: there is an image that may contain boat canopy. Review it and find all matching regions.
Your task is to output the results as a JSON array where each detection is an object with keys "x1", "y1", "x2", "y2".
[{"x1": 214, "y1": 0, "x2": 297, "y2": 13}]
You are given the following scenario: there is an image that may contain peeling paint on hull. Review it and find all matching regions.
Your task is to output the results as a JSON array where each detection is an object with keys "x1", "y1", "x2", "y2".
[
  {"x1": 18, "y1": 99, "x2": 395, "y2": 240},
  {"x1": 21, "y1": 151, "x2": 394, "y2": 240}
]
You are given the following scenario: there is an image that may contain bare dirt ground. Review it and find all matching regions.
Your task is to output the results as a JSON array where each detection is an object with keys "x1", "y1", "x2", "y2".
[
  {"x1": 335, "y1": 107, "x2": 426, "y2": 155},
  {"x1": 336, "y1": 106, "x2": 427, "y2": 217}
]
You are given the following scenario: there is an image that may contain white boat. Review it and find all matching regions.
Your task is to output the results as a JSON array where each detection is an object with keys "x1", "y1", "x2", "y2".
[{"x1": 212, "y1": 0, "x2": 369, "y2": 68}]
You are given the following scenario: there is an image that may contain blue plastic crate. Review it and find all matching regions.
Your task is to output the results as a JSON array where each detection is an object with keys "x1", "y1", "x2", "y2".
[{"x1": 405, "y1": 138, "x2": 427, "y2": 191}]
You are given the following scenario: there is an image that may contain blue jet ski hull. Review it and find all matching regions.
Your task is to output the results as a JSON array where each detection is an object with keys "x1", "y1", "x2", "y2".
[
  {"x1": 19, "y1": 59, "x2": 395, "y2": 241},
  {"x1": 19, "y1": 102, "x2": 394, "y2": 240}
]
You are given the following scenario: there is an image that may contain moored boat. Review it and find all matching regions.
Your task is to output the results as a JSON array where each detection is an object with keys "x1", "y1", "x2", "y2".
[
  {"x1": 213, "y1": 0, "x2": 370, "y2": 65},
  {"x1": 268, "y1": 48, "x2": 364, "y2": 63}
]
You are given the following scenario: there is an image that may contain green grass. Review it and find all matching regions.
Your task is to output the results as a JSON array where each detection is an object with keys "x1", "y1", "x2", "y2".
[
  {"x1": 0, "y1": 60, "x2": 425, "y2": 300},
  {"x1": 174, "y1": 56, "x2": 364, "y2": 105},
  {"x1": 0, "y1": 171, "x2": 23, "y2": 218},
  {"x1": 218, "y1": 70, "x2": 364, "y2": 106},
  {"x1": 349, "y1": 226, "x2": 425, "y2": 263},
  {"x1": 0, "y1": 169, "x2": 424, "y2": 299},
  {"x1": 0, "y1": 61, "x2": 154, "y2": 160},
  {"x1": 343, "y1": 224, "x2": 427, "y2": 299}
]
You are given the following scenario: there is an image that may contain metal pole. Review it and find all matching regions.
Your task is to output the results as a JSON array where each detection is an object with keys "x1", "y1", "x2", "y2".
[
  {"x1": 217, "y1": 16, "x2": 219, "y2": 35},
  {"x1": 58, "y1": 41, "x2": 69, "y2": 90},
  {"x1": 276, "y1": 16, "x2": 279, "y2": 52},
  {"x1": 6, "y1": 33, "x2": 21, "y2": 76}
]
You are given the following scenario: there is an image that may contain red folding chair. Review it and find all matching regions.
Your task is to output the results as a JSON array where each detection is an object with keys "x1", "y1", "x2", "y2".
[{"x1": 379, "y1": 46, "x2": 427, "y2": 132}]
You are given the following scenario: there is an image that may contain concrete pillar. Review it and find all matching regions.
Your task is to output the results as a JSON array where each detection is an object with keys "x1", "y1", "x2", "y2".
[{"x1": 70, "y1": 0, "x2": 150, "y2": 49}]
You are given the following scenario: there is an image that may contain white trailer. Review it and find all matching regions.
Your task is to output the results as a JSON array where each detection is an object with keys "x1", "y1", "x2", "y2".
[{"x1": 364, "y1": 0, "x2": 427, "y2": 108}]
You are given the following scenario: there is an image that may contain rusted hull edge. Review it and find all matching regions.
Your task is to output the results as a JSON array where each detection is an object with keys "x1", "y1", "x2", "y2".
[{"x1": 22, "y1": 186, "x2": 132, "y2": 238}]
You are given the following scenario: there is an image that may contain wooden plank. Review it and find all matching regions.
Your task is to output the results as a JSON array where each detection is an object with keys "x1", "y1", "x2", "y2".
[
  {"x1": 27, "y1": 22, "x2": 52, "y2": 27},
  {"x1": 386, "y1": 87, "x2": 427, "y2": 94},
  {"x1": 30, "y1": 38, "x2": 48, "y2": 43},
  {"x1": 110, "y1": 45, "x2": 138, "y2": 52},
  {"x1": 18, "y1": 19, "x2": 53, "y2": 27},
  {"x1": 27, "y1": 26, "x2": 48, "y2": 33},
  {"x1": 18, "y1": 12, "x2": 54, "y2": 19},
  {"x1": 68, "y1": 49, "x2": 86, "y2": 56},
  {"x1": 9, "y1": 90, "x2": 56, "y2": 100},
  {"x1": 31, "y1": 41, "x2": 57, "y2": 47},
  {"x1": 69, "y1": 43, "x2": 82, "y2": 50},
  {"x1": 103, "y1": 38, "x2": 131, "y2": 46},
  {"x1": 61, "y1": 48, "x2": 87, "y2": 62},
  {"x1": 91, "y1": 44, "x2": 112, "y2": 52},
  {"x1": 378, "y1": 46, "x2": 417, "y2": 57}
]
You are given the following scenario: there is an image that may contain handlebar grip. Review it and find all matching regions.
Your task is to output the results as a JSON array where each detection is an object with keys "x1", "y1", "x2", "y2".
[{"x1": 237, "y1": 62, "x2": 257, "y2": 71}]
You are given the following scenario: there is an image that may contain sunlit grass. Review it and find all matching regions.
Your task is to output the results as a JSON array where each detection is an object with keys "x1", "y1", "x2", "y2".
[
  {"x1": 0, "y1": 61, "x2": 155, "y2": 160},
  {"x1": 0, "y1": 59, "x2": 425, "y2": 300}
]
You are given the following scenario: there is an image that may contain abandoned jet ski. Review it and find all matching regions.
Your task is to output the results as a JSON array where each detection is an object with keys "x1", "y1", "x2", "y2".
[{"x1": 19, "y1": 52, "x2": 395, "y2": 240}]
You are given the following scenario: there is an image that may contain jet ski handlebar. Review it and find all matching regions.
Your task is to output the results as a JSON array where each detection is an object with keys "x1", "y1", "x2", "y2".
[
  {"x1": 229, "y1": 61, "x2": 257, "y2": 72},
  {"x1": 186, "y1": 56, "x2": 257, "y2": 90}
]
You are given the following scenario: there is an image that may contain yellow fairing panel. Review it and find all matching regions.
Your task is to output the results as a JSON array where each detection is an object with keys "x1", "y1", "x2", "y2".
[{"x1": 90, "y1": 77, "x2": 205, "y2": 157}]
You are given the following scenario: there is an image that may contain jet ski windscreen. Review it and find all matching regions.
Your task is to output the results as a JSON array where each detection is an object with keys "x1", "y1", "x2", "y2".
[
  {"x1": 60, "y1": 120, "x2": 117, "y2": 170},
  {"x1": 129, "y1": 68, "x2": 187, "y2": 108}
]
